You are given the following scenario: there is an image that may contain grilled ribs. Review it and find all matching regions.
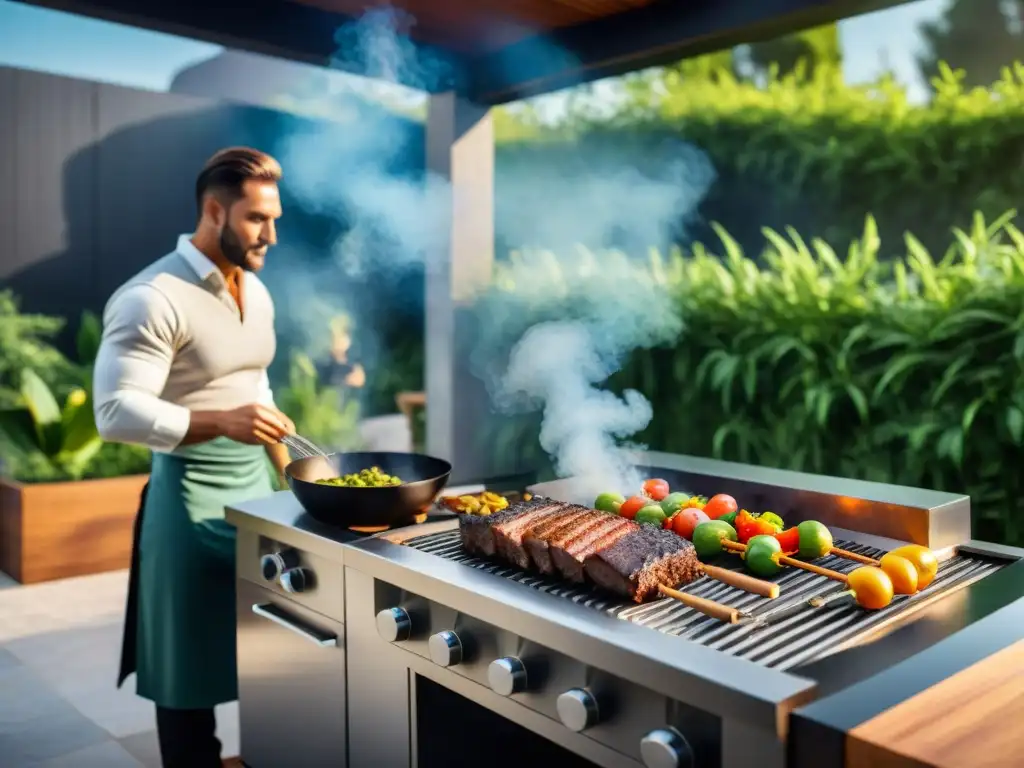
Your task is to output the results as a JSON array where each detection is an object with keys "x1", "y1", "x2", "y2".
[
  {"x1": 522, "y1": 505, "x2": 600, "y2": 574},
  {"x1": 456, "y1": 498, "x2": 703, "y2": 603},
  {"x1": 583, "y1": 526, "x2": 702, "y2": 603},
  {"x1": 550, "y1": 515, "x2": 634, "y2": 582},
  {"x1": 458, "y1": 497, "x2": 562, "y2": 557}
]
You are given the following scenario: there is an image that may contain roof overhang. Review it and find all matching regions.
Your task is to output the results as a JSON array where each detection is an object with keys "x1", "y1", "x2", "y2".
[{"x1": 14, "y1": 0, "x2": 911, "y2": 104}]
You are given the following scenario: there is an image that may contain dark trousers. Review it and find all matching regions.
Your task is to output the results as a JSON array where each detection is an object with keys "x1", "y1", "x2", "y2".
[{"x1": 155, "y1": 706, "x2": 223, "y2": 767}]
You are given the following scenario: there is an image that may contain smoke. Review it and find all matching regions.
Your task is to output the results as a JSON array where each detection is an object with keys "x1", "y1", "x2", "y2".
[{"x1": 270, "y1": 8, "x2": 715, "y2": 490}]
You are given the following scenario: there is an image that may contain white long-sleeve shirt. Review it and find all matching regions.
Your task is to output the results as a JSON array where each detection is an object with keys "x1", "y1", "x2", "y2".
[{"x1": 93, "y1": 235, "x2": 278, "y2": 453}]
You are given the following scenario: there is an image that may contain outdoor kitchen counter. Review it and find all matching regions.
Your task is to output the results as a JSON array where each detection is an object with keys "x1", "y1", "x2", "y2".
[
  {"x1": 847, "y1": 639, "x2": 1023, "y2": 768},
  {"x1": 791, "y1": 558, "x2": 1024, "y2": 768}
]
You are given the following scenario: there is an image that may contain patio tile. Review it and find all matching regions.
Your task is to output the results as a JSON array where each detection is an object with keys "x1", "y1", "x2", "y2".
[
  {"x1": 0, "y1": 645, "x2": 21, "y2": 672},
  {"x1": 0, "y1": 703, "x2": 110, "y2": 765},
  {"x1": 33, "y1": 739, "x2": 144, "y2": 767},
  {"x1": 216, "y1": 701, "x2": 240, "y2": 758},
  {"x1": 0, "y1": 663, "x2": 70, "y2": 726},
  {"x1": 117, "y1": 729, "x2": 161, "y2": 767},
  {"x1": 4, "y1": 620, "x2": 156, "y2": 738}
]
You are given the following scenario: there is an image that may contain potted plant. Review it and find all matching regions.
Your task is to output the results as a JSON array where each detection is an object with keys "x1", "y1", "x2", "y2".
[{"x1": 0, "y1": 299, "x2": 150, "y2": 584}]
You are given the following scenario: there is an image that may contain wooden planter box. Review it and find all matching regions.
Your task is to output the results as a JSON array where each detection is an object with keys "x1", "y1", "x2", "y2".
[{"x1": 0, "y1": 474, "x2": 148, "y2": 584}]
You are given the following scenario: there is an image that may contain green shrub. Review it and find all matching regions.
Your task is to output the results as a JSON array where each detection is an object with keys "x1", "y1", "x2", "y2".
[
  {"x1": 476, "y1": 210, "x2": 1024, "y2": 546},
  {"x1": 0, "y1": 291, "x2": 76, "y2": 408},
  {"x1": 275, "y1": 351, "x2": 363, "y2": 452},
  {"x1": 496, "y1": 64, "x2": 1024, "y2": 256}
]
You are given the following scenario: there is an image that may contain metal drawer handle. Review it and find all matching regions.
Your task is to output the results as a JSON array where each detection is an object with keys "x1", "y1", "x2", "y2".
[{"x1": 251, "y1": 603, "x2": 338, "y2": 647}]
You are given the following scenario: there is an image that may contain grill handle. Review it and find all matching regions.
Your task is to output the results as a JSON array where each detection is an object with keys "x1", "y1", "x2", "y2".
[
  {"x1": 657, "y1": 585, "x2": 740, "y2": 624},
  {"x1": 701, "y1": 564, "x2": 780, "y2": 598},
  {"x1": 251, "y1": 603, "x2": 338, "y2": 647}
]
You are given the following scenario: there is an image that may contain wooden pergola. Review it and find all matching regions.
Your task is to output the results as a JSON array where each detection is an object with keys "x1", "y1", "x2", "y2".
[{"x1": 16, "y1": 0, "x2": 910, "y2": 481}]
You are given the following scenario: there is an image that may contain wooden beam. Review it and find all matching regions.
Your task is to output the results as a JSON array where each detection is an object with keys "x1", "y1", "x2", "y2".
[
  {"x1": 467, "y1": 0, "x2": 916, "y2": 104},
  {"x1": 424, "y1": 93, "x2": 494, "y2": 481},
  {"x1": 9, "y1": 0, "x2": 467, "y2": 93}
]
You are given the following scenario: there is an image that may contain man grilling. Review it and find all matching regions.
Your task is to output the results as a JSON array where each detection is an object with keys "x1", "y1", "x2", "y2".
[{"x1": 93, "y1": 147, "x2": 295, "y2": 767}]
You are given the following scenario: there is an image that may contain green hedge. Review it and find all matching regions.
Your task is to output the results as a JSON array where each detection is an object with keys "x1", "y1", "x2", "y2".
[
  {"x1": 475, "y1": 210, "x2": 1024, "y2": 546},
  {"x1": 495, "y1": 64, "x2": 1024, "y2": 256}
]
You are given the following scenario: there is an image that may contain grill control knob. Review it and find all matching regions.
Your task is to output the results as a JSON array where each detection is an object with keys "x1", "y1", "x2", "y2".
[
  {"x1": 427, "y1": 630, "x2": 463, "y2": 667},
  {"x1": 640, "y1": 728, "x2": 694, "y2": 768},
  {"x1": 487, "y1": 657, "x2": 527, "y2": 696},
  {"x1": 279, "y1": 567, "x2": 313, "y2": 594},
  {"x1": 556, "y1": 688, "x2": 600, "y2": 732},
  {"x1": 376, "y1": 607, "x2": 413, "y2": 643},
  {"x1": 260, "y1": 549, "x2": 300, "y2": 582}
]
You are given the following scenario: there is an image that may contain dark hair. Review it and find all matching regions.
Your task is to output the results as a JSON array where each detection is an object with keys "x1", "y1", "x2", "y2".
[{"x1": 195, "y1": 146, "x2": 282, "y2": 215}]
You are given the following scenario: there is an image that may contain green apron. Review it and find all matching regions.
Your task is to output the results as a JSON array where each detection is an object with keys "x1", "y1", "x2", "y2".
[{"x1": 134, "y1": 437, "x2": 271, "y2": 709}]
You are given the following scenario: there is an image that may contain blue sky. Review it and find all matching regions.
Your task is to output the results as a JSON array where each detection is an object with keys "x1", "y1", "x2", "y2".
[{"x1": 0, "y1": 0, "x2": 948, "y2": 104}]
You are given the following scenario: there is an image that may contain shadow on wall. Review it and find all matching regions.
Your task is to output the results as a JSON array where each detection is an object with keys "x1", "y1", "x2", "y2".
[{"x1": 3, "y1": 95, "x2": 425, "y2": 362}]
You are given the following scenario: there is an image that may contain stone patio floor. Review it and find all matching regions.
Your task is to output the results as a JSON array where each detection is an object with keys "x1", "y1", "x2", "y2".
[{"x1": 0, "y1": 568, "x2": 239, "y2": 767}]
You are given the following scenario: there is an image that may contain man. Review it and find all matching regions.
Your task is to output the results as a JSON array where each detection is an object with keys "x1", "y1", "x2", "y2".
[{"x1": 93, "y1": 147, "x2": 295, "y2": 767}]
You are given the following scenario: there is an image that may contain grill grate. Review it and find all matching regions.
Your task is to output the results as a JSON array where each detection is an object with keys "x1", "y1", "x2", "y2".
[{"x1": 402, "y1": 529, "x2": 1005, "y2": 671}]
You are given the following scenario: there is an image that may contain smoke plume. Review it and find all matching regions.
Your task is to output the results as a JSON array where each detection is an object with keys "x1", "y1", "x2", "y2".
[{"x1": 271, "y1": 8, "x2": 715, "y2": 492}]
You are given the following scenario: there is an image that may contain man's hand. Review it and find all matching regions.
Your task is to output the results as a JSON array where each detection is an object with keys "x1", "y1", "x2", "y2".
[
  {"x1": 221, "y1": 403, "x2": 295, "y2": 445},
  {"x1": 344, "y1": 364, "x2": 366, "y2": 389}
]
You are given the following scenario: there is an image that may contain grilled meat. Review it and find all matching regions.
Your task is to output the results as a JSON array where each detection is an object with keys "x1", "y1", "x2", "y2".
[
  {"x1": 492, "y1": 503, "x2": 570, "y2": 568},
  {"x1": 458, "y1": 497, "x2": 560, "y2": 557},
  {"x1": 459, "y1": 499, "x2": 703, "y2": 604},
  {"x1": 584, "y1": 525, "x2": 702, "y2": 603},
  {"x1": 550, "y1": 515, "x2": 634, "y2": 583},
  {"x1": 522, "y1": 505, "x2": 599, "y2": 574}
]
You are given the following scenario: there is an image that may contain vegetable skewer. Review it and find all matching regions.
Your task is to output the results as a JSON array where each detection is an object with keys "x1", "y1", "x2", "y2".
[{"x1": 716, "y1": 537, "x2": 896, "y2": 610}]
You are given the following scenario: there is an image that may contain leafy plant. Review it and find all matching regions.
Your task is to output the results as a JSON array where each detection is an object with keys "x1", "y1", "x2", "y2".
[
  {"x1": 75, "y1": 310, "x2": 102, "y2": 389},
  {"x1": 494, "y1": 62, "x2": 1024, "y2": 258},
  {"x1": 276, "y1": 352, "x2": 363, "y2": 452},
  {"x1": 0, "y1": 291, "x2": 75, "y2": 408},
  {"x1": 0, "y1": 369, "x2": 103, "y2": 481},
  {"x1": 472, "y1": 210, "x2": 1024, "y2": 546}
]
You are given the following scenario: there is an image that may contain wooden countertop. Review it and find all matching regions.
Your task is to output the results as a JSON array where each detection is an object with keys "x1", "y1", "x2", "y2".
[{"x1": 847, "y1": 638, "x2": 1024, "y2": 768}]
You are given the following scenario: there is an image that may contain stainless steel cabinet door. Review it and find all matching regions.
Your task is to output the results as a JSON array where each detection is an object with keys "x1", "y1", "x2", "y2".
[{"x1": 237, "y1": 580, "x2": 346, "y2": 767}]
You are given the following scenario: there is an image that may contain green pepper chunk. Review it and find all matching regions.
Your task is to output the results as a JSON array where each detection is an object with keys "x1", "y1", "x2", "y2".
[
  {"x1": 692, "y1": 520, "x2": 738, "y2": 560},
  {"x1": 758, "y1": 511, "x2": 785, "y2": 531},
  {"x1": 718, "y1": 510, "x2": 738, "y2": 527},
  {"x1": 797, "y1": 520, "x2": 833, "y2": 559},
  {"x1": 635, "y1": 505, "x2": 668, "y2": 526},
  {"x1": 744, "y1": 535, "x2": 783, "y2": 577}
]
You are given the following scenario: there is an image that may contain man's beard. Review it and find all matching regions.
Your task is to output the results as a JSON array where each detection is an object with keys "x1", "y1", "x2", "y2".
[{"x1": 220, "y1": 226, "x2": 259, "y2": 271}]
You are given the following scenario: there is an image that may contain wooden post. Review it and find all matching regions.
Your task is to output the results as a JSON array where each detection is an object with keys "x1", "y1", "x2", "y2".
[{"x1": 424, "y1": 92, "x2": 494, "y2": 481}]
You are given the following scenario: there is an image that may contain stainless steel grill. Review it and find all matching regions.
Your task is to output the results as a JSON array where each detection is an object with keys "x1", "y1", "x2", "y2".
[{"x1": 401, "y1": 528, "x2": 1005, "y2": 671}]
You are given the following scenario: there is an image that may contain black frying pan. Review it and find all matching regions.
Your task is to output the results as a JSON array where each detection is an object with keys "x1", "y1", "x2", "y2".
[{"x1": 285, "y1": 451, "x2": 452, "y2": 528}]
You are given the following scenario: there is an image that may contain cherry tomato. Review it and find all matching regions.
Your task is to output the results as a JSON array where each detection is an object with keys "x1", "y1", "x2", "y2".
[
  {"x1": 618, "y1": 496, "x2": 650, "y2": 520},
  {"x1": 848, "y1": 566, "x2": 894, "y2": 610},
  {"x1": 642, "y1": 478, "x2": 671, "y2": 501},
  {"x1": 703, "y1": 494, "x2": 738, "y2": 520},
  {"x1": 671, "y1": 507, "x2": 710, "y2": 540}
]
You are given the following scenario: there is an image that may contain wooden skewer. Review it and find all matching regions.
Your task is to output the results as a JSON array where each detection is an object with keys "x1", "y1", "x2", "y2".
[
  {"x1": 658, "y1": 584, "x2": 741, "y2": 624},
  {"x1": 830, "y1": 546, "x2": 879, "y2": 566},
  {"x1": 721, "y1": 539, "x2": 849, "y2": 584},
  {"x1": 701, "y1": 564, "x2": 780, "y2": 598}
]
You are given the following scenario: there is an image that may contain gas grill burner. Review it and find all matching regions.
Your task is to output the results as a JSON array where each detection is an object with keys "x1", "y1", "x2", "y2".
[{"x1": 401, "y1": 528, "x2": 1005, "y2": 671}]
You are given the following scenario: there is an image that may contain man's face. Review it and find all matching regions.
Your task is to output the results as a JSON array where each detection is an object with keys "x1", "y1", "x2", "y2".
[{"x1": 218, "y1": 180, "x2": 282, "y2": 272}]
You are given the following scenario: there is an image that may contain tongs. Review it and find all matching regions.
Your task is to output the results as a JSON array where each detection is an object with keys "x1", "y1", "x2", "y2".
[{"x1": 281, "y1": 434, "x2": 331, "y2": 459}]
